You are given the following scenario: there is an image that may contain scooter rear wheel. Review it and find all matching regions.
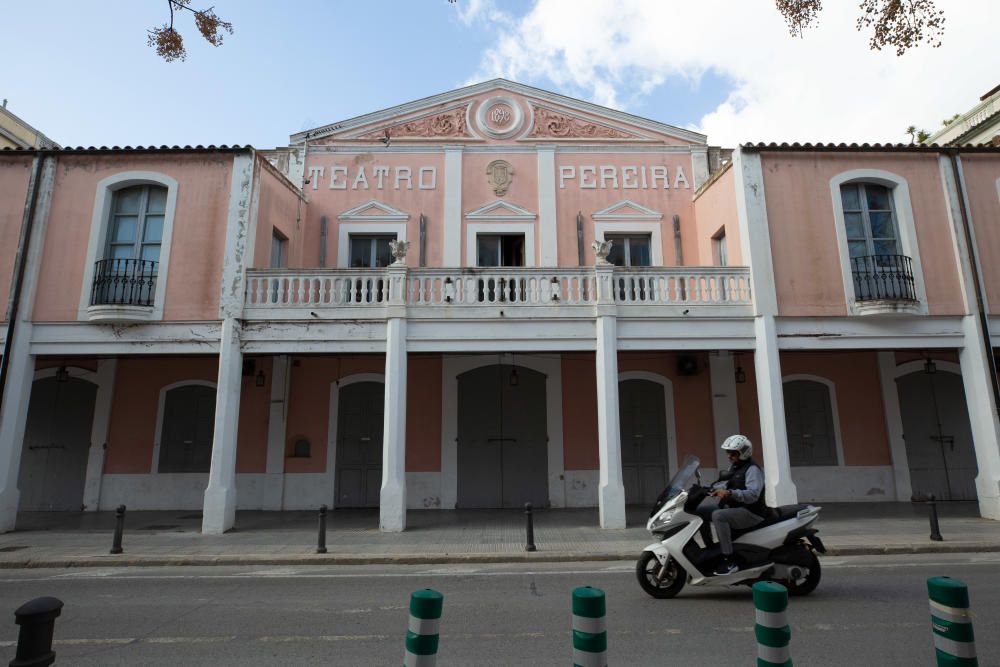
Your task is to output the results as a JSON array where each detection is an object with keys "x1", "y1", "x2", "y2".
[
  {"x1": 636, "y1": 551, "x2": 686, "y2": 599},
  {"x1": 785, "y1": 550, "x2": 821, "y2": 596}
]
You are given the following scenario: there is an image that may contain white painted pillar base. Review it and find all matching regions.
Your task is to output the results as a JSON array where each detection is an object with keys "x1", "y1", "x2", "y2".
[
  {"x1": 709, "y1": 351, "x2": 741, "y2": 470},
  {"x1": 595, "y1": 311, "x2": 625, "y2": 529},
  {"x1": 753, "y1": 316, "x2": 798, "y2": 506},
  {"x1": 957, "y1": 316, "x2": 1000, "y2": 520},
  {"x1": 202, "y1": 318, "x2": 243, "y2": 535},
  {"x1": 82, "y1": 358, "x2": 117, "y2": 511},
  {"x1": 0, "y1": 336, "x2": 34, "y2": 533},
  {"x1": 380, "y1": 315, "x2": 407, "y2": 532}
]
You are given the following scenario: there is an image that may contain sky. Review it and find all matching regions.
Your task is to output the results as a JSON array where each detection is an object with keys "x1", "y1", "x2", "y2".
[{"x1": 2, "y1": 0, "x2": 998, "y2": 149}]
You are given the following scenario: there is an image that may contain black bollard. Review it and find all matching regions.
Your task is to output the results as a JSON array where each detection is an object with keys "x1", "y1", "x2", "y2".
[
  {"x1": 10, "y1": 596, "x2": 63, "y2": 667},
  {"x1": 110, "y1": 505, "x2": 126, "y2": 555},
  {"x1": 927, "y1": 494, "x2": 943, "y2": 542},
  {"x1": 317, "y1": 505, "x2": 328, "y2": 554},
  {"x1": 524, "y1": 502, "x2": 536, "y2": 552}
]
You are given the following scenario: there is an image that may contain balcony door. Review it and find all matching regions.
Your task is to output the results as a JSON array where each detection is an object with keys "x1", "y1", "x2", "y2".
[
  {"x1": 841, "y1": 182, "x2": 913, "y2": 301},
  {"x1": 92, "y1": 185, "x2": 165, "y2": 306},
  {"x1": 476, "y1": 234, "x2": 525, "y2": 302}
]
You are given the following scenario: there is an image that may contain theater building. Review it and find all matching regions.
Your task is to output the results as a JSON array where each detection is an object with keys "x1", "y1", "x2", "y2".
[{"x1": 1, "y1": 79, "x2": 999, "y2": 534}]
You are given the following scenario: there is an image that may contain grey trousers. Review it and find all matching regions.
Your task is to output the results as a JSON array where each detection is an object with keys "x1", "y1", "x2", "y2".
[{"x1": 713, "y1": 507, "x2": 764, "y2": 556}]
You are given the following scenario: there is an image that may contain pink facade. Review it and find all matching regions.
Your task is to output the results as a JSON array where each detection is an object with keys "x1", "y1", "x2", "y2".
[{"x1": 3, "y1": 80, "x2": 1000, "y2": 531}]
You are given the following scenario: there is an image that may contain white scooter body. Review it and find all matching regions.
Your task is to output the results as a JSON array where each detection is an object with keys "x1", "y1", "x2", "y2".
[{"x1": 643, "y1": 489, "x2": 822, "y2": 587}]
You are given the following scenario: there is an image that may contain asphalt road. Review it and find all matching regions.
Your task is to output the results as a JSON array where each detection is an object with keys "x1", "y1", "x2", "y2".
[{"x1": 0, "y1": 553, "x2": 997, "y2": 666}]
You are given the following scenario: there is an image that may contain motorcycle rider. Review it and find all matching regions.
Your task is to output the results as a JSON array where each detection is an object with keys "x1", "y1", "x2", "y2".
[{"x1": 696, "y1": 435, "x2": 768, "y2": 575}]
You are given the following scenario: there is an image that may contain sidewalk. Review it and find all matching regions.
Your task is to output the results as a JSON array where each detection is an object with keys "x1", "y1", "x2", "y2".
[{"x1": 1, "y1": 502, "x2": 997, "y2": 568}]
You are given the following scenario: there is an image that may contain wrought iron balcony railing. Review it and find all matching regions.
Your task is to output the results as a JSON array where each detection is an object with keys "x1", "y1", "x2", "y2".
[
  {"x1": 90, "y1": 258, "x2": 158, "y2": 307},
  {"x1": 850, "y1": 254, "x2": 917, "y2": 302}
]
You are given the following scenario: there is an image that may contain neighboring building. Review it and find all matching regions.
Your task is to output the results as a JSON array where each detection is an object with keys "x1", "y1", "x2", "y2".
[
  {"x1": 928, "y1": 83, "x2": 1000, "y2": 146},
  {"x1": 0, "y1": 100, "x2": 57, "y2": 149},
  {"x1": 1, "y1": 80, "x2": 999, "y2": 536}
]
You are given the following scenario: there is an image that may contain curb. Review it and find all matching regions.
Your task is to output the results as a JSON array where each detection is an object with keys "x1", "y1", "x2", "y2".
[{"x1": 0, "y1": 542, "x2": 997, "y2": 568}]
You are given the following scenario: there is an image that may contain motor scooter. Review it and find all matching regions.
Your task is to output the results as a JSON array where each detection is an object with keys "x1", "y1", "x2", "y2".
[{"x1": 637, "y1": 455, "x2": 825, "y2": 599}]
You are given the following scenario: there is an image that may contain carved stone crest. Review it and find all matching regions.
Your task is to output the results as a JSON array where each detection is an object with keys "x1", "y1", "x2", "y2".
[
  {"x1": 486, "y1": 160, "x2": 515, "y2": 196},
  {"x1": 592, "y1": 239, "x2": 614, "y2": 265}
]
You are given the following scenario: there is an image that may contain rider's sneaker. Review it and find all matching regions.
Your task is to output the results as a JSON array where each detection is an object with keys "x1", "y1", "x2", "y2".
[{"x1": 713, "y1": 559, "x2": 738, "y2": 576}]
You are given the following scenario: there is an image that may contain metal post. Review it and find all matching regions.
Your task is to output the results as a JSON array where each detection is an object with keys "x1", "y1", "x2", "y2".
[
  {"x1": 404, "y1": 589, "x2": 443, "y2": 667},
  {"x1": 10, "y1": 596, "x2": 63, "y2": 667},
  {"x1": 110, "y1": 504, "x2": 126, "y2": 555},
  {"x1": 753, "y1": 581, "x2": 792, "y2": 666},
  {"x1": 571, "y1": 586, "x2": 607, "y2": 667},
  {"x1": 317, "y1": 504, "x2": 328, "y2": 554},
  {"x1": 524, "y1": 502, "x2": 537, "y2": 552},
  {"x1": 928, "y1": 494, "x2": 944, "y2": 542},
  {"x1": 927, "y1": 576, "x2": 977, "y2": 665}
]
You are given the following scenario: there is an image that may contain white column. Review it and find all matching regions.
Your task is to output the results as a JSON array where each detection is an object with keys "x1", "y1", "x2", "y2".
[
  {"x1": 0, "y1": 345, "x2": 34, "y2": 532},
  {"x1": 202, "y1": 318, "x2": 243, "y2": 534},
  {"x1": 380, "y1": 265, "x2": 408, "y2": 532},
  {"x1": 709, "y1": 351, "x2": 741, "y2": 471},
  {"x1": 594, "y1": 264, "x2": 625, "y2": 528},
  {"x1": 733, "y1": 148, "x2": 797, "y2": 506},
  {"x1": 203, "y1": 152, "x2": 256, "y2": 534},
  {"x1": 754, "y1": 316, "x2": 797, "y2": 506},
  {"x1": 958, "y1": 316, "x2": 1000, "y2": 519},
  {"x1": 939, "y1": 155, "x2": 1000, "y2": 519},
  {"x1": 82, "y1": 358, "x2": 117, "y2": 511},
  {"x1": 537, "y1": 146, "x2": 558, "y2": 267},
  {"x1": 442, "y1": 146, "x2": 463, "y2": 266},
  {"x1": 877, "y1": 351, "x2": 913, "y2": 501},
  {"x1": 0, "y1": 156, "x2": 54, "y2": 532}
]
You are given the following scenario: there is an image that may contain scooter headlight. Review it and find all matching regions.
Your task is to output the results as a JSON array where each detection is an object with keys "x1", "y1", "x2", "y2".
[{"x1": 647, "y1": 491, "x2": 687, "y2": 532}]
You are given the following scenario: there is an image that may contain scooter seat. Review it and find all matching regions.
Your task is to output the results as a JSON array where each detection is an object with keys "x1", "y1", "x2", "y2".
[{"x1": 731, "y1": 504, "x2": 811, "y2": 538}]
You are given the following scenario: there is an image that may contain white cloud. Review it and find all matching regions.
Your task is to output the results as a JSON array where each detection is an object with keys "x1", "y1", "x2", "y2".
[{"x1": 467, "y1": 0, "x2": 1000, "y2": 146}]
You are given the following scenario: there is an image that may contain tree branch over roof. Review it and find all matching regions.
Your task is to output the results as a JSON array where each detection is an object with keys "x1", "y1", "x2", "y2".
[{"x1": 147, "y1": 0, "x2": 234, "y2": 62}]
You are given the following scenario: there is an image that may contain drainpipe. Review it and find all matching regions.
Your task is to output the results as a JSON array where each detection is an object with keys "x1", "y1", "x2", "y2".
[
  {"x1": 0, "y1": 152, "x2": 45, "y2": 409},
  {"x1": 672, "y1": 214, "x2": 683, "y2": 266},
  {"x1": 946, "y1": 147, "x2": 1000, "y2": 414}
]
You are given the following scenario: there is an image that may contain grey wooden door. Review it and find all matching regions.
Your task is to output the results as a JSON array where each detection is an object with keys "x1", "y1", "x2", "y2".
[
  {"x1": 457, "y1": 364, "x2": 548, "y2": 508},
  {"x1": 18, "y1": 376, "x2": 97, "y2": 511},
  {"x1": 783, "y1": 380, "x2": 838, "y2": 466},
  {"x1": 158, "y1": 385, "x2": 216, "y2": 473},
  {"x1": 619, "y1": 379, "x2": 669, "y2": 506},
  {"x1": 898, "y1": 371, "x2": 977, "y2": 501},
  {"x1": 335, "y1": 381, "x2": 384, "y2": 508}
]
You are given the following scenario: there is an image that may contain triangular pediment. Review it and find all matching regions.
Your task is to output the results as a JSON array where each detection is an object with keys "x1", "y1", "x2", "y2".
[
  {"x1": 592, "y1": 200, "x2": 663, "y2": 221},
  {"x1": 291, "y1": 79, "x2": 706, "y2": 146},
  {"x1": 466, "y1": 200, "x2": 537, "y2": 220},
  {"x1": 337, "y1": 200, "x2": 409, "y2": 221}
]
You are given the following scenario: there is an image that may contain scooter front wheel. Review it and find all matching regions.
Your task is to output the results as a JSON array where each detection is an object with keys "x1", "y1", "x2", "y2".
[{"x1": 636, "y1": 551, "x2": 686, "y2": 599}]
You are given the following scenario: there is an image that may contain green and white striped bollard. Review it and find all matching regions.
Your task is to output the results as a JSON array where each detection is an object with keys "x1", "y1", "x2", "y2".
[
  {"x1": 752, "y1": 581, "x2": 792, "y2": 667},
  {"x1": 404, "y1": 588, "x2": 443, "y2": 667},
  {"x1": 928, "y1": 576, "x2": 977, "y2": 666},
  {"x1": 572, "y1": 586, "x2": 607, "y2": 667}
]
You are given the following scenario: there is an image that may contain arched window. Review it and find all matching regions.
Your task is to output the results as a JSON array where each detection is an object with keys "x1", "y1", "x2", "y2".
[
  {"x1": 92, "y1": 185, "x2": 167, "y2": 306},
  {"x1": 79, "y1": 171, "x2": 178, "y2": 321},
  {"x1": 782, "y1": 379, "x2": 839, "y2": 466},
  {"x1": 157, "y1": 384, "x2": 216, "y2": 473},
  {"x1": 829, "y1": 170, "x2": 925, "y2": 314}
]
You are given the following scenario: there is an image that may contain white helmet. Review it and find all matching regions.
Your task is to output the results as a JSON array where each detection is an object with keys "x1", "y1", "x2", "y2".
[{"x1": 721, "y1": 434, "x2": 752, "y2": 461}]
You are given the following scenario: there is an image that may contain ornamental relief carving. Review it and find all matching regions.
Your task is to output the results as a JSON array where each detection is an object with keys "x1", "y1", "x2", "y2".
[
  {"x1": 360, "y1": 108, "x2": 471, "y2": 140},
  {"x1": 529, "y1": 107, "x2": 634, "y2": 139}
]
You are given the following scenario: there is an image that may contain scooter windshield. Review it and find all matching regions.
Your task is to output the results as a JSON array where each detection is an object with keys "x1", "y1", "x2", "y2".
[{"x1": 650, "y1": 455, "x2": 701, "y2": 514}]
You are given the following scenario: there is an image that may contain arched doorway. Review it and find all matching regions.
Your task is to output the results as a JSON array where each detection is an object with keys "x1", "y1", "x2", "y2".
[
  {"x1": 619, "y1": 378, "x2": 670, "y2": 506},
  {"x1": 18, "y1": 375, "x2": 97, "y2": 511},
  {"x1": 897, "y1": 369, "x2": 977, "y2": 500},
  {"x1": 334, "y1": 381, "x2": 384, "y2": 508},
  {"x1": 457, "y1": 364, "x2": 548, "y2": 508}
]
